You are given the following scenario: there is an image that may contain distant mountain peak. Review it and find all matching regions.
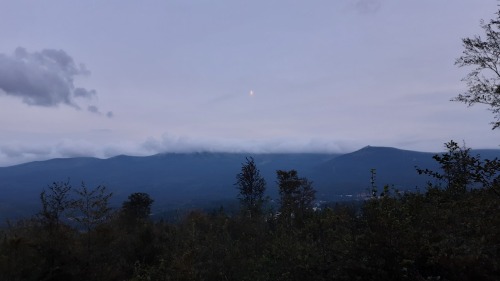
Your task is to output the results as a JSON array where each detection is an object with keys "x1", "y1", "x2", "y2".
[{"x1": 356, "y1": 145, "x2": 401, "y2": 153}]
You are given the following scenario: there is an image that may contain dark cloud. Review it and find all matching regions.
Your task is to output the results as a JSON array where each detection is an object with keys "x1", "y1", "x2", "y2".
[
  {"x1": 74, "y1": 87, "x2": 96, "y2": 98},
  {"x1": 0, "y1": 47, "x2": 109, "y2": 115}
]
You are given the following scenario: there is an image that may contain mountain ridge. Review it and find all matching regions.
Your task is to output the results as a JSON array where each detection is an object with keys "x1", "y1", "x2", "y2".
[{"x1": 1, "y1": 146, "x2": 500, "y2": 222}]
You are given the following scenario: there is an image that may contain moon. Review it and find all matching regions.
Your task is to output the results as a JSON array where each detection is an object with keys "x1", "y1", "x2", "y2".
[{"x1": 249, "y1": 90, "x2": 254, "y2": 97}]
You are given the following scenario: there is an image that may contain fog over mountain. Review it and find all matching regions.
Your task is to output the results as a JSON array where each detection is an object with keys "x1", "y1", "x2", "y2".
[{"x1": 1, "y1": 1, "x2": 500, "y2": 168}]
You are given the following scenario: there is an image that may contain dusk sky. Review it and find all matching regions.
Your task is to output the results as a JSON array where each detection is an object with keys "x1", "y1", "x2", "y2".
[{"x1": 1, "y1": 0, "x2": 500, "y2": 167}]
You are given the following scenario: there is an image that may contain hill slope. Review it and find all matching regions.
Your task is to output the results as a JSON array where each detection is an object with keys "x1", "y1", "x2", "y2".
[{"x1": 1, "y1": 147, "x2": 499, "y2": 221}]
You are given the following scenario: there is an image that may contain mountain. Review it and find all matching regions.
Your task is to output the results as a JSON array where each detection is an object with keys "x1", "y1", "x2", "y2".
[
  {"x1": 1, "y1": 146, "x2": 499, "y2": 222},
  {"x1": 0, "y1": 153, "x2": 338, "y2": 221},
  {"x1": 312, "y1": 146, "x2": 439, "y2": 195}
]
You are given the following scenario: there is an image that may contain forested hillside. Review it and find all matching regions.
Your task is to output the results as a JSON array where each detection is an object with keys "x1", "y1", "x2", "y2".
[
  {"x1": 3, "y1": 146, "x2": 500, "y2": 222},
  {"x1": 0, "y1": 143, "x2": 499, "y2": 280}
]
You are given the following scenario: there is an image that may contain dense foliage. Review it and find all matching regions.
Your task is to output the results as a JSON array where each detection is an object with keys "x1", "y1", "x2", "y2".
[{"x1": 1, "y1": 143, "x2": 499, "y2": 280}]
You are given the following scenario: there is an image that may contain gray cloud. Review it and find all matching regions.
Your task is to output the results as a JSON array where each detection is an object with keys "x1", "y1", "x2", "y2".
[
  {"x1": 87, "y1": 105, "x2": 99, "y2": 113},
  {"x1": 54, "y1": 140, "x2": 100, "y2": 158},
  {"x1": 141, "y1": 133, "x2": 358, "y2": 155},
  {"x1": 74, "y1": 87, "x2": 96, "y2": 98},
  {"x1": 87, "y1": 105, "x2": 113, "y2": 118},
  {"x1": 354, "y1": 0, "x2": 381, "y2": 14},
  {"x1": 0, "y1": 139, "x2": 109, "y2": 166},
  {"x1": 0, "y1": 47, "x2": 109, "y2": 115},
  {"x1": 0, "y1": 144, "x2": 52, "y2": 159}
]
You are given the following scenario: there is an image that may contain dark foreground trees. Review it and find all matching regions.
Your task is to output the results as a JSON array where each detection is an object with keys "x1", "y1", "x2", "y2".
[
  {"x1": 276, "y1": 169, "x2": 316, "y2": 226},
  {"x1": 417, "y1": 140, "x2": 500, "y2": 196},
  {"x1": 121, "y1": 192, "x2": 155, "y2": 222},
  {"x1": 130, "y1": 186, "x2": 499, "y2": 281}
]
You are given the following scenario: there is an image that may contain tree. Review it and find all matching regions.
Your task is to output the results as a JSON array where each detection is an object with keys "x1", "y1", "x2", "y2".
[
  {"x1": 38, "y1": 180, "x2": 75, "y2": 274},
  {"x1": 39, "y1": 180, "x2": 73, "y2": 231},
  {"x1": 116, "y1": 193, "x2": 157, "y2": 276},
  {"x1": 71, "y1": 182, "x2": 113, "y2": 275},
  {"x1": 121, "y1": 192, "x2": 154, "y2": 222},
  {"x1": 454, "y1": 10, "x2": 500, "y2": 129},
  {"x1": 418, "y1": 141, "x2": 476, "y2": 194},
  {"x1": 71, "y1": 183, "x2": 113, "y2": 234},
  {"x1": 276, "y1": 170, "x2": 316, "y2": 226},
  {"x1": 235, "y1": 157, "x2": 267, "y2": 218},
  {"x1": 417, "y1": 140, "x2": 500, "y2": 196}
]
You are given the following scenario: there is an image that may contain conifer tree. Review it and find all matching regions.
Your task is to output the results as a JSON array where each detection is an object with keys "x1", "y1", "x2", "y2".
[{"x1": 235, "y1": 157, "x2": 267, "y2": 218}]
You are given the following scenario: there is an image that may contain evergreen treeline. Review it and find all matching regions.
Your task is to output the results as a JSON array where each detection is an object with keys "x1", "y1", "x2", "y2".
[{"x1": 0, "y1": 142, "x2": 499, "y2": 281}]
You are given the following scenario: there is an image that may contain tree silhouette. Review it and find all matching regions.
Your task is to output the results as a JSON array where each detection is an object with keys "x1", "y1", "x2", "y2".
[
  {"x1": 71, "y1": 183, "x2": 113, "y2": 233},
  {"x1": 121, "y1": 192, "x2": 154, "y2": 222},
  {"x1": 39, "y1": 180, "x2": 73, "y2": 231},
  {"x1": 455, "y1": 10, "x2": 500, "y2": 129},
  {"x1": 235, "y1": 157, "x2": 266, "y2": 218},
  {"x1": 70, "y1": 182, "x2": 113, "y2": 275},
  {"x1": 417, "y1": 140, "x2": 500, "y2": 196},
  {"x1": 276, "y1": 170, "x2": 316, "y2": 226}
]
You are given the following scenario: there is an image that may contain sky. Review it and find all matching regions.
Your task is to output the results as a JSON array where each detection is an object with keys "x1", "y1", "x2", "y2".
[{"x1": 1, "y1": 0, "x2": 500, "y2": 167}]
